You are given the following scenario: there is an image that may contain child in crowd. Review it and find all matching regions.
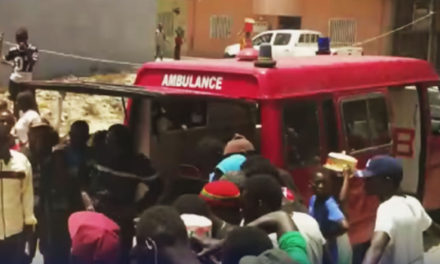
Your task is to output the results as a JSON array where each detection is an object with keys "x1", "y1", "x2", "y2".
[{"x1": 309, "y1": 170, "x2": 351, "y2": 264}]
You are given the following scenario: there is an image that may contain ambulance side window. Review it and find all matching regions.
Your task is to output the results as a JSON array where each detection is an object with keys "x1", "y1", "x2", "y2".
[
  {"x1": 152, "y1": 100, "x2": 207, "y2": 133},
  {"x1": 428, "y1": 87, "x2": 440, "y2": 134},
  {"x1": 342, "y1": 96, "x2": 391, "y2": 151},
  {"x1": 369, "y1": 97, "x2": 391, "y2": 145},
  {"x1": 283, "y1": 101, "x2": 321, "y2": 168},
  {"x1": 343, "y1": 100, "x2": 369, "y2": 150}
]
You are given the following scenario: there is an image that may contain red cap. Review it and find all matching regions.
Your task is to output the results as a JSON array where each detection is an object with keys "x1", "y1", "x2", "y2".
[
  {"x1": 200, "y1": 181, "x2": 240, "y2": 208},
  {"x1": 68, "y1": 211, "x2": 120, "y2": 264}
]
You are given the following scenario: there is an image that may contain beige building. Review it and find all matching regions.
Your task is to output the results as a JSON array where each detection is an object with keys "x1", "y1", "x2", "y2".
[{"x1": 157, "y1": 0, "x2": 394, "y2": 58}]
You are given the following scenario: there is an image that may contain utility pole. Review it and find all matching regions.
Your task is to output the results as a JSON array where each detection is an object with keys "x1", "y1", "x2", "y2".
[{"x1": 427, "y1": 0, "x2": 437, "y2": 67}]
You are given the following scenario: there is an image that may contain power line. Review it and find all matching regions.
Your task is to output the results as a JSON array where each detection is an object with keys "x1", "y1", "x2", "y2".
[
  {"x1": 354, "y1": 11, "x2": 435, "y2": 47},
  {"x1": 3, "y1": 40, "x2": 142, "y2": 67},
  {"x1": 1, "y1": 11, "x2": 436, "y2": 64}
]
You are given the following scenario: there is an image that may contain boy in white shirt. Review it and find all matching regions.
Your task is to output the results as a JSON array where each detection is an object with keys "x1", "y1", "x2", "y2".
[
  {"x1": 14, "y1": 91, "x2": 40, "y2": 146},
  {"x1": 356, "y1": 155, "x2": 440, "y2": 264}
]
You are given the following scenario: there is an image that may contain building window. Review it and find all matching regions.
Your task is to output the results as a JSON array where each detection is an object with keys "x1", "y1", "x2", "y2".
[
  {"x1": 342, "y1": 95, "x2": 391, "y2": 151},
  {"x1": 299, "y1": 33, "x2": 320, "y2": 44},
  {"x1": 158, "y1": 12, "x2": 174, "y2": 36},
  {"x1": 329, "y1": 19, "x2": 357, "y2": 46},
  {"x1": 210, "y1": 15, "x2": 232, "y2": 39}
]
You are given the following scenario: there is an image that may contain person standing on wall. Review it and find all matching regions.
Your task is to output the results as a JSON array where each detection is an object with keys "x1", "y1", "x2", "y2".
[
  {"x1": 2, "y1": 28, "x2": 38, "y2": 118},
  {"x1": 155, "y1": 24, "x2": 166, "y2": 61}
]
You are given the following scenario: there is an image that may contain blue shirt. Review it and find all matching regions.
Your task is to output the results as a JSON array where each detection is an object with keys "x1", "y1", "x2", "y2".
[{"x1": 309, "y1": 195, "x2": 345, "y2": 263}]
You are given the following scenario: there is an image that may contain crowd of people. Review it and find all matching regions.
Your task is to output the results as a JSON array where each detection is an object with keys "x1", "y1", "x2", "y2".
[{"x1": 1, "y1": 27, "x2": 440, "y2": 264}]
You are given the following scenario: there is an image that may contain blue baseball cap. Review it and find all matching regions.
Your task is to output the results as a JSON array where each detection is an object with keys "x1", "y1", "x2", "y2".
[
  {"x1": 216, "y1": 154, "x2": 247, "y2": 175},
  {"x1": 355, "y1": 155, "x2": 403, "y2": 181}
]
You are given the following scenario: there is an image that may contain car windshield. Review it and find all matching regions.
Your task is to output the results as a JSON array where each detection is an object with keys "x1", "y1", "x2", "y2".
[{"x1": 252, "y1": 33, "x2": 273, "y2": 46}]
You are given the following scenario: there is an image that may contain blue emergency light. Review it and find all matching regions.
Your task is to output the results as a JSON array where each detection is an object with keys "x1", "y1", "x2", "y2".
[
  {"x1": 317, "y1": 37, "x2": 331, "y2": 55},
  {"x1": 255, "y1": 43, "x2": 276, "y2": 68}
]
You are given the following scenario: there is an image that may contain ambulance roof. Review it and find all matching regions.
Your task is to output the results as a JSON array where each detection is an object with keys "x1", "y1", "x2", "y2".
[{"x1": 136, "y1": 56, "x2": 438, "y2": 100}]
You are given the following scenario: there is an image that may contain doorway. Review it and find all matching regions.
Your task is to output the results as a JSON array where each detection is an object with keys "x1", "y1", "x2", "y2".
[
  {"x1": 278, "y1": 16, "x2": 301, "y2": 29},
  {"x1": 388, "y1": 86, "x2": 422, "y2": 195}
]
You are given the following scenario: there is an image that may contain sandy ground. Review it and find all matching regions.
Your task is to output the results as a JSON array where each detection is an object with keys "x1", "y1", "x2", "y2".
[{"x1": 1, "y1": 73, "x2": 135, "y2": 138}]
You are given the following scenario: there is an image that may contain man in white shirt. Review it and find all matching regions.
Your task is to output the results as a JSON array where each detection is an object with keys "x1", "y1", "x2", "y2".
[
  {"x1": 357, "y1": 155, "x2": 440, "y2": 264},
  {"x1": 0, "y1": 109, "x2": 36, "y2": 264}
]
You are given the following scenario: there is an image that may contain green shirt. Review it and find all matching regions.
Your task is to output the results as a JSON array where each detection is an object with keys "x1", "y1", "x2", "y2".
[{"x1": 279, "y1": 231, "x2": 311, "y2": 264}]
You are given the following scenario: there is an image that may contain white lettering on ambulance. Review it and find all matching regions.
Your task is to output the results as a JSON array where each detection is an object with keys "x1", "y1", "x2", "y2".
[
  {"x1": 216, "y1": 77, "x2": 223, "y2": 90},
  {"x1": 161, "y1": 75, "x2": 168, "y2": 86},
  {"x1": 209, "y1": 77, "x2": 216, "y2": 89},
  {"x1": 176, "y1": 75, "x2": 183, "y2": 87},
  {"x1": 201, "y1": 76, "x2": 210, "y2": 88},
  {"x1": 161, "y1": 74, "x2": 223, "y2": 90},
  {"x1": 169, "y1": 75, "x2": 177, "y2": 86}
]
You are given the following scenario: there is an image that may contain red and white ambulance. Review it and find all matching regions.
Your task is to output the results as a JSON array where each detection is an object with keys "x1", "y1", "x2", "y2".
[{"x1": 26, "y1": 53, "x2": 440, "y2": 246}]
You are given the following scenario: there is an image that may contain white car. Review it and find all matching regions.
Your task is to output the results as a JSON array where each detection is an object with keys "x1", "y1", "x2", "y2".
[{"x1": 224, "y1": 29, "x2": 362, "y2": 58}]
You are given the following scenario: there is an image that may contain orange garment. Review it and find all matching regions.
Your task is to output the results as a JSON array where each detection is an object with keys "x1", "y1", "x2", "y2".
[{"x1": 240, "y1": 36, "x2": 253, "y2": 50}]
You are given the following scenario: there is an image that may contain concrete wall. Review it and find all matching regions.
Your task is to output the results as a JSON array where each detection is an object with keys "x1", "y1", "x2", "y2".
[{"x1": 0, "y1": 0, "x2": 156, "y2": 87}]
